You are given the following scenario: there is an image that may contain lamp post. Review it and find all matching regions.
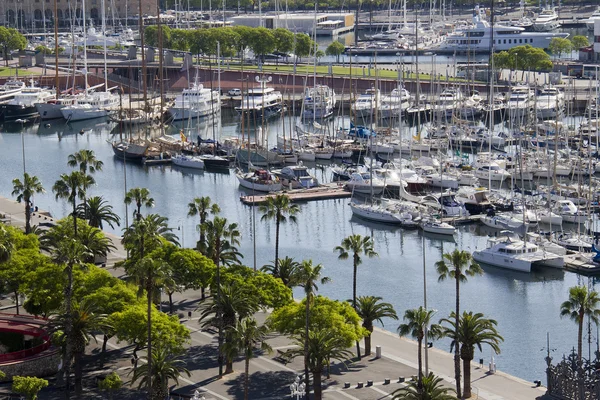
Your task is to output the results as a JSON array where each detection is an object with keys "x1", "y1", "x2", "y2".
[
  {"x1": 290, "y1": 375, "x2": 306, "y2": 400},
  {"x1": 177, "y1": 219, "x2": 185, "y2": 248}
]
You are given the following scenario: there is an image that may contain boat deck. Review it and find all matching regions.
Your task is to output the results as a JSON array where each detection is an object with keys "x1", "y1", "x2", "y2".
[
  {"x1": 564, "y1": 253, "x2": 600, "y2": 275},
  {"x1": 240, "y1": 183, "x2": 351, "y2": 205}
]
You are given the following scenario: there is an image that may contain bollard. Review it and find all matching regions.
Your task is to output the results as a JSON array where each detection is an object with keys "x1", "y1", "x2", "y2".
[
  {"x1": 357, "y1": 382, "x2": 364, "y2": 388},
  {"x1": 398, "y1": 377, "x2": 405, "y2": 383},
  {"x1": 367, "y1": 380, "x2": 373, "y2": 387},
  {"x1": 344, "y1": 382, "x2": 351, "y2": 389},
  {"x1": 188, "y1": 311, "x2": 192, "y2": 318},
  {"x1": 376, "y1": 345, "x2": 382, "y2": 359},
  {"x1": 384, "y1": 378, "x2": 390, "y2": 385}
]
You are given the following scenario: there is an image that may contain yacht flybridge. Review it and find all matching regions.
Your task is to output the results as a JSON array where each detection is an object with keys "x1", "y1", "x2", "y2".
[
  {"x1": 533, "y1": 7, "x2": 560, "y2": 32},
  {"x1": 235, "y1": 76, "x2": 283, "y2": 119},
  {"x1": 431, "y1": 6, "x2": 568, "y2": 53}
]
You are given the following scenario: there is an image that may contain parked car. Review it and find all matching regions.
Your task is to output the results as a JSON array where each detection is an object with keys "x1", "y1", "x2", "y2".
[{"x1": 228, "y1": 88, "x2": 242, "y2": 96}]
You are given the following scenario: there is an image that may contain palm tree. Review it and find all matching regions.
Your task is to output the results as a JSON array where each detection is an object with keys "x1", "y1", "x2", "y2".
[
  {"x1": 259, "y1": 194, "x2": 300, "y2": 270},
  {"x1": 77, "y1": 196, "x2": 120, "y2": 230},
  {"x1": 392, "y1": 372, "x2": 457, "y2": 400},
  {"x1": 355, "y1": 296, "x2": 398, "y2": 356},
  {"x1": 48, "y1": 300, "x2": 109, "y2": 394},
  {"x1": 198, "y1": 282, "x2": 258, "y2": 375},
  {"x1": 124, "y1": 187, "x2": 155, "y2": 220},
  {"x1": 187, "y1": 196, "x2": 220, "y2": 254},
  {"x1": 435, "y1": 249, "x2": 482, "y2": 398},
  {"x1": 12, "y1": 173, "x2": 45, "y2": 234},
  {"x1": 131, "y1": 344, "x2": 190, "y2": 400},
  {"x1": 335, "y1": 234, "x2": 378, "y2": 359},
  {"x1": 398, "y1": 307, "x2": 443, "y2": 387},
  {"x1": 297, "y1": 260, "x2": 330, "y2": 399},
  {"x1": 560, "y1": 285, "x2": 600, "y2": 361},
  {"x1": 227, "y1": 317, "x2": 272, "y2": 400},
  {"x1": 261, "y1": 256, "x2": 301, "y2": 288},
  {"x1": 125, "y1": 256, "x2": 171, "y2": 399},
  {"x1": 53, "y1": 171, "x2": 94, "y2": 236},
  {"x1": 203, "y1": 216, "x2": 242, "y2": 267},
  {"x1": 440, "y1": 312, "x2": 503, "y2": 399},
  {"x1": 67, "y1": 149, "x2": 104, "y2": 174},
  {"x1": 122, "y1": 214, "x2": 177, "y2": 261},
  {"x1": 287, "y1": 328, "x2": 353, "y2": 400}
]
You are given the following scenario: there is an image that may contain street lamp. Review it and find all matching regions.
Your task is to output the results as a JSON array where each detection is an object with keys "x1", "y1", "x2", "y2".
[
  {"x1": 177, "y1": 220, "x2": 185, "y2": 248},
  {"x1": 290, "y1": 375, "x2": 306, "y2": 400}
]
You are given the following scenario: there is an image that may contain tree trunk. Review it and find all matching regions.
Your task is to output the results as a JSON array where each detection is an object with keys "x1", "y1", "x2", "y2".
[
  {"x1": 147, "y1": 279, "x2": 153, "y2": 399},
  {"x1": 225, "y1": 358, "x2": 234, "y2": 374},
  {"x1": 304, "y1": 296, "x2": 310, "y2": 400},
  {"x1": 25, "y1": 200, "x2": 31, "y2": 234},
  {"x1": 463, "y1": 356, "x2": 472, "y2": 398},
  {"x1": 578, "y1": 316, "x2": 583, "y2": 361},
  {"x1": 353, "y1": 257, "x2": 361, "y2": 360},
  {"x1": 74, "y1": 351, "x2": 83, "y2": 395},
  {"x1": 14, "y1": 290, "x2": 19, "y2": 315},
  {"x1": 201, "y1": 286, "x2": 206, "y2": 300},
  {"x1": 137, "y1": 203, "x2": 142, "y2": 220},
  {"x1": 454, "y1": 276, "x2": 462, "y2": 399},
  {"x1": 313, "y1": 369, "x2": 323, "y2": 400},
  {"x1": 102, "y1": 335, "x2": 108, "y2": 353},
  {"x1": 275, "y1": 219, "x2": 280, "y2": 270},
  {"x1": 244, "y1": 356, "x2": 250, "y2": 400},
  {"x1": 168, "y1": 292, "x2": 173, "y2": 314},
  {"x1": 364, "y1": 333, "x2": 372, "y2": 356},
  {"x1": 64, "y1": 261, "x2": 74, "y2": 400},
  {"x1": 417, "y1": 337, "x2": 423, "y2": 388}
]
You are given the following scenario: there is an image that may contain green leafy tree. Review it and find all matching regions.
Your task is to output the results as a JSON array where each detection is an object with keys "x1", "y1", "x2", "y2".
[
  {"x1": 211, "y1": 27, "x2": 240, "y2": 58},
  {"x1": 355, "y1": 295, "x2": 397, "y2": 356},
  {"x1": 221, "y1": 265, "x2": 292, "y2": 310},
  {"x1": 11, "y1": 376, "x2": 48, "y2": 400},
  {"x1": 169, "y1": 247, "x2": 215, "y2": 300},
  {"x1": 440, "y1": 312, "x2": 503, "y2": 399},
  {"x1": 233, "y1": 25, "x2": 254, "y2": 62},
  {"x1": 294, "y1": 33, "x2": 315, "y2": 61},
  {"x1": 560, "y1": 285, "x2": 600, "y2": 361},
  {"x1": 335, "y1": 234, "x2": 377, "y2": 359},
  {"x1": 325, "y1": 41, "x2": 345, "y2": 63},
  {"x1": 250, "y1": 27, "x2": 276, "y2": 60},
  {"x1": 122, "y1": 214, "x2": 176, "y2": 261},
  {"x1": 131, "y1": 344, "x2": 190, "y2": 400},
  {"x1": 0, "y1": 225, "x2": 13, "y2": 262},
  {"x1": 144, "y1": 25, "x2": 172, "y2": 48},
  {"x1": 493, "y1": 45, "x2": 552, "y2": 72},
  {"x1": 170, "y1": 29, "x2": 191, "y2": 51},
  {"x1": 548, "y1": 37, "x2": 573, "y2": 59},
  {"x1": 12, "y1": 173, "x2": 45, "y2": 234},
  {"x1": 398, "y1": 307, "x2": 443, "y2": 387},
  {"x1": 48, "y1": 300, "x2": 109, "y2": 394},
  {"x1": 0, "y1": 27, "x2": 27, "y2": 66},
  {"x1": 124, "y1": 187, "x2": 155, "y2": 221},
  {"x1": 435, "y1": 249, "x2": 482, "y2": 399},
  {"x1": 261, "y1": 256, "x2": 301, "y2": 288},
  {"x1": 259, "y1": 194, "x2": 300, "y2": 270},
  {"x1": 76, "y1": 196, "x2": 120, "y2": 230},
  {"x1": 98, "y1": 372, "x2": 122, "y2": 400},
  {"x1": 227, "y1": 317, "x2": 272, "y2": 400},
  {"x1": 273, "y1": 28, "x2": 295, "y2": 54},
  {"x1": 187, "y1": 196, "x2": 220, "y2": 254},
  {"x1": 67, "y1": 149, "x2": 103, "y2": 175},
  {"x1": 571, "y1": 35, "x2": 590, "y2": 50},
  {"x1": 392, "y1": 372, "x2": 457, "y2": 400},
  {"x1": 190, "y1": 28, "x2": 217, "y2": 57},
  {"x1": 109, "y1": 304, "x2": 191, "y2": 357}
]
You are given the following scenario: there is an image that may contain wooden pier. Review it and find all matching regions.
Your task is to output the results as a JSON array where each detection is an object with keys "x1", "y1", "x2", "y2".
[{"x1": 240, "y1": 184, "x2": 351, "y2": 205}]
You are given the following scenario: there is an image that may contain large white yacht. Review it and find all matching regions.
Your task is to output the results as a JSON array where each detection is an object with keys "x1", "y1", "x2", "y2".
[
  {"x1": 380, "y1": 87, "x2": 411, "y2": 119},
  {"x1": 506, "y1": 85, "x2": 534, "y2": 119},
  {"x1": 535, "y1": 85, "x2": 564, "y2": 119},
  {"x1": 1, "y1": 80, "x2": 54, "y2": 120},
  {"x1": 61, "y1": 91, "x2": 119, "y2": 121},
  {"x1": 302, "y1": 85, "x2": 336, "y2": 119},
  {"x1": 235, "y1": 76, "x2": 283, "y2": 119},
  {"x1": 533, "y1": 7, "x2": 560, "y2": 32},
  {"x1": 168, "y1": 83, "x2": 221, "y2": 121},
  {"x1": 351, "y1": 88, "x2": 381, "y2": 119},
  {"x1": 473, "y1": 233, "x2": 564, "y2": 272},
  {"x1": 432, "y1": 8, "x2": 568, "y2": 52},
  {"x1": 585, "y1": 8, "x2": 600, "y2": 31}
]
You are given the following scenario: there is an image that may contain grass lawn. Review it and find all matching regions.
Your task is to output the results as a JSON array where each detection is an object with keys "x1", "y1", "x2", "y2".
[{"x1": 0, "y1": 67, "x2": 18, "y2": 77}]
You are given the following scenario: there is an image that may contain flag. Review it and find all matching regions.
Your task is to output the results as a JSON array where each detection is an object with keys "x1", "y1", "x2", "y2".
[{"x1": 180, "y1": 130, "x2": 186, "y2": 143}]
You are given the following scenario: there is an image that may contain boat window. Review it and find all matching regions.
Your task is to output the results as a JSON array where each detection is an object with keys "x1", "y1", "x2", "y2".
[{"x1": 530, "y1": 39, "x2": 533, "y2": 43}]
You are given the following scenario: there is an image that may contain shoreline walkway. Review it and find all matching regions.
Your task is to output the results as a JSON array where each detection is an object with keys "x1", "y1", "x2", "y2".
[{"x1": 0, "y1": 195, "x2": 547, "y2": 399}]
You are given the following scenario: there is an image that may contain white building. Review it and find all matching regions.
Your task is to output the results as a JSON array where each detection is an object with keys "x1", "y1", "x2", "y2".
[
  {"x1": 230, "y1": 13, "x2": 354, "y2": 36},
  {"x1": 595, "y1": 20, "x2": 600, "y2": 61}
]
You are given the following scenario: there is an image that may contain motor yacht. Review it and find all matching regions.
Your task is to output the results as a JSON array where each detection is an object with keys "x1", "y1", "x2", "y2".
[
  {"x1": 61, "y1": 90, "x2": 119, "y2": 121},
  {"x1": 302, "y1": 85, "x2": 336, "y2": 120},
  {"x1": 506, "y1": 85, "x2": 534, "y2": 120},
  {"x1": 535, "y1": 86, "x2": 564, "y2": 120},
  {"x1": 235, "y1": 77, "x2": 283, "y2": 120},
  {"x1": 432, "y1": 88, "x2": 463, "y2": 119},
  {"x1": 1, "y1": 80, "x2": 54, "y2": 120},
  {"x1": 474, "y1": 162, "x2": 511, "y2": 182},
  {"x1": 456, "y1": 187, "x2": 494, "y2": 215},
  {"x1": 379, "y1": 87, "x2": 411, "y2": 119},
  {"x1": 272, "y1": 163, "x2": 319, "y2": 189},
  {"x1": 533, "y1": 7, "x2": 560, "y2": 32},
  {"x1": 421, "y1": 218, "x2": 456, "y2": 235},
  {"x1": 344, "y1": 173, "x2": 386, "y2": 195},
  {"x1": 585, "y1": 8, "x2": 600, "y2": 31},
  {"x1": 351, "y1": 88, "x2": 381, "y2": 119},
  {"x1": 171, "y1": 154, "x2": 205, "y2": 169},
  {"x1": 473, "y1": 233, "x2": 564, "y2": 272},
  {"x1": 168, "y1": 82, "x2": 221, "y2": 121}
]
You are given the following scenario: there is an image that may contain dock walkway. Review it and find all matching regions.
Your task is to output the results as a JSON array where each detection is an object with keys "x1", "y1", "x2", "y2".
[
  {"x1": 0, "y1": 195, "x2": 549, "y2": 399},
  {"x1": 240, "y1": 183, "x2": 351, "y2": 205}
]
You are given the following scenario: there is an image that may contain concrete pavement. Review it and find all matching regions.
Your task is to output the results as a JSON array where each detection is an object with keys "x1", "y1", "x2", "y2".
[{"x1": 0, "y1": 194, "x2": 547, "y2": 399}]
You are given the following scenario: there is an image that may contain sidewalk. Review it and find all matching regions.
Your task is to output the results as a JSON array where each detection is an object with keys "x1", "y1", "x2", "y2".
[{"x1": 0, "y1": 195, "x2": 547, "y2": 399}]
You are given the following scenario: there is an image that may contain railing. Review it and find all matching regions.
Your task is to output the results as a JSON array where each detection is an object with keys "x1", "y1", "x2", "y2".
[{"x1": 0, "y1": 339, "x2": 52, "y2": 363}]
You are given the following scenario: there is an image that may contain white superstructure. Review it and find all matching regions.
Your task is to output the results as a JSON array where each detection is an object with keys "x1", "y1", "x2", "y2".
[
  {"x1": 586, "y1": 8, "x2": 600, "y2": 31},
  {"x1": 535, "y1": 86, "x2": 565, "y2": 119},
  {"x1": 168, "y1": 83, "x2": 221, "y2": 121},
  {"x1": 60, "y1": 91, "x2": 119, "y2": 121},
  {"x1": 302, "y1": 85, "x2": 336, "y2": 119},
  {"x1": 380, "y1": 87, "x2": 411, "y2": 119},
  {"x1": 235, "y1": 77, "x2": 283, "y2": 119},
  {"x1": 533, "y1": 7, "x2": 560, "y2": 32}
]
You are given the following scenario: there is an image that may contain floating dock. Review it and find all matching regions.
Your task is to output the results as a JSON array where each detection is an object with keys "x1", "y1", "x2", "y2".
[
  {"x1": 564, "y1": 253, "x2": 600, "y2": 275},
  {"x1": 240, "y1": 184, "x2": 351, "y2": 205}
]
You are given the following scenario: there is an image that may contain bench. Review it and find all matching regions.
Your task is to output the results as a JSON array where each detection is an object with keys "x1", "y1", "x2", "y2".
[{"x1": 276, "y1": 349, "x2": 293, "y2": 365}]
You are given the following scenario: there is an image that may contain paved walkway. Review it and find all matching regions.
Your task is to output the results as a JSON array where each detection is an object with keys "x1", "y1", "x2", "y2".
[{"x1": 0, "y1": 195, "x2": 547, "y2": 399}]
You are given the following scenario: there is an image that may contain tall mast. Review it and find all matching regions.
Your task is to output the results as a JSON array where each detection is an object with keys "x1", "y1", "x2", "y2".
[
  {"x1": 53, "y1": 0, "x2": 59, "y2": 99},
  {"x1": 82, "y1": 0, "x2": 89, "y2": 92},
  {"x1": 102, "y1": 0, "x2": 108, "y2": 91},
  {"x1": 157, "y1": 0, "x2": 164, "y2": 120},
  {"x1": 138, "y1": 0, "x2": 147, "y2": 110}
]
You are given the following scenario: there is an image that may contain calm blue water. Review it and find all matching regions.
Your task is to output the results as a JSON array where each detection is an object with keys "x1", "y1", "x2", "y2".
[{"x1": 0, "y1": 115, "x2": 591, "y2": 384}]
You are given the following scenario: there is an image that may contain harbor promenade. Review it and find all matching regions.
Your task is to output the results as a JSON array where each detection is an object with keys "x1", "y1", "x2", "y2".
[{"x1": 0, "y1": 194, "x2": 548, "y2": 399}]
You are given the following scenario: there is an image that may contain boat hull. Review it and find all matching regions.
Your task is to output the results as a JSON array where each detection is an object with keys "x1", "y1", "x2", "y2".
[
  {"x1": 168, "y1": 107, "x2": 220, "y2": 121},
  {"x1": 62, "y1": 108, "x2": 109, "y2": 121},
  {"x1": 1, "y1": 104, "x2": 39, "y2": 120},
  {"x1": 473, "y1": 251, "x2": 532, "y2": 273},
  {"x1": 35, "y1": 103, "x2": 66, "y2": 120}
]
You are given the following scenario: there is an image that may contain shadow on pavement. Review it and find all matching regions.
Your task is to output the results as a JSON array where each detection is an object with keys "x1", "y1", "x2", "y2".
[{"x1": 225, "y1": 370, "x2": 297, "y2": 399}]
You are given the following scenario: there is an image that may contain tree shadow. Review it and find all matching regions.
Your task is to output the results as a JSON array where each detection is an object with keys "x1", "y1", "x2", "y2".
[
  {"x1": 224, "y1": 370, "x2": 297, "y2": 399},
  {"x1": 179, "y1": 344, "x2": 220, "y2": 372}
]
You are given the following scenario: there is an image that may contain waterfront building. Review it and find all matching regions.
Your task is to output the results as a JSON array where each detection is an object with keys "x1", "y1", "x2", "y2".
[
  {"x1": 230, "y1": 13, "x2": 354, "y2": 36},
  {"x1": 595, "y1": 20, "x2": 600, "y2": 61}
]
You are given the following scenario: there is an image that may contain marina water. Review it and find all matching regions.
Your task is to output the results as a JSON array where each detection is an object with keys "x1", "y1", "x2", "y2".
[{"x1": 0, "y1": 114, "x2": 592, "y2": 385}]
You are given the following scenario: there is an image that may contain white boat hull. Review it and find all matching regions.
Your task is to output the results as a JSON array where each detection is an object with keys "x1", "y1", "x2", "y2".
[
  {"x1": 422, "y1": 222, "x2": 455, "y2": 235},
  {"x1": 172, "y1": 156, "x2": 205, "y2": 169},
  {"x1": 168, "y1": 106, "x2": 220, "y2": 121},
  {"x1": 473, "y1": 251, "x2": 532, "y2": 272},
  {"x1": 61, "y1": 107, "x2": 109, "y2": 121},
  {"x1": 350, "y1": 203, "x2": 406, "y2": 225},
  {"x1": 236, "y1": 174, "x2": 282, "y2": 193},
  {"x1": 36, "y1": 102, "x2": 66, "y2": 120}
]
